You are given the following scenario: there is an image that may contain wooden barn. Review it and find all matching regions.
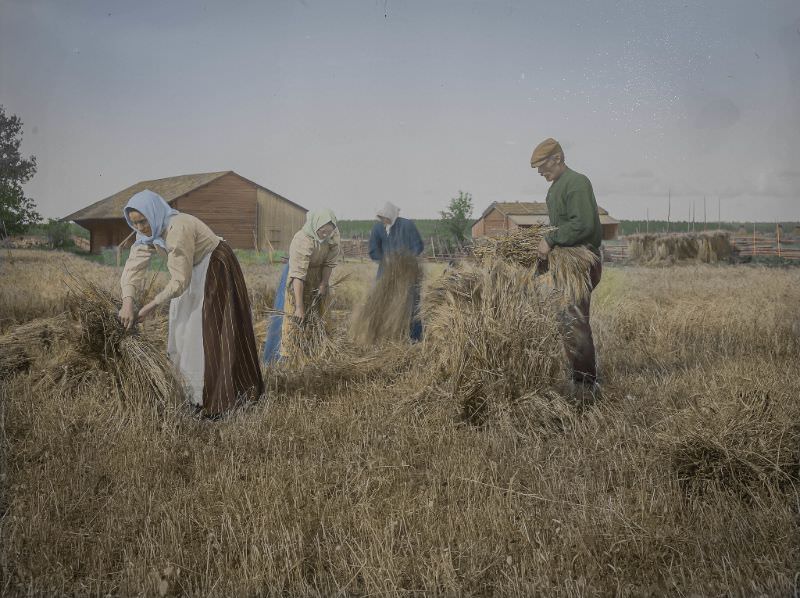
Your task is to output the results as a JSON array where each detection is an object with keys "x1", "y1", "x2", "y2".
[
  {"x1": 471, "y1": 201, "x2": 619, "y2": 241},
  {"x1": 63, "y1": 171, "x2": 307, "y2": 254}
]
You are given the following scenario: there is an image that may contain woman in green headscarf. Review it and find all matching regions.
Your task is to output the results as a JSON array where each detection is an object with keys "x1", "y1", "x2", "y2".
[{"x1": 264, "y1": 209, "x2": 340, "y2": 363}]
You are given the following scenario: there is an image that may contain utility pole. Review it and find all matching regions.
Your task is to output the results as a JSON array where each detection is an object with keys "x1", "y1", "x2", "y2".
[
  {"x1": 703, "y1": 196, "x2": 707, "y2": 231},
  {"x1": 667, "y1": 189, "x2": 671, "y2": 233},
  {"x1": 646, "y1": 207, "x2": 649, "y2": 234}
]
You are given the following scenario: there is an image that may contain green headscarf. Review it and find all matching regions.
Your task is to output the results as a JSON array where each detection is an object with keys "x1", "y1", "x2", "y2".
[{"x1": 302, "y1": 208, "x2": 338, "y2": 243}]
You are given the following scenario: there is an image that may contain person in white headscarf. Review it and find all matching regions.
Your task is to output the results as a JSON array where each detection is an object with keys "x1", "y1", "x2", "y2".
[
  {"x1": 367, "y1": 201, "x2": 425, "y2": 340},
  {"x1": 118, "y1": 189, "x2": 263, "y2": 416},
  {"x1": 263, "y1": 208, "x2": 340, "y2": 363},
  {"x1": 368, "y1": 202, "x2": 423, "y2": 273}
]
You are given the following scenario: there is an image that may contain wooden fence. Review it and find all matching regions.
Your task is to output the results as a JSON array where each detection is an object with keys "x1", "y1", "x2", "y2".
[
  {"x1": 340, "y1": 236, "x2": 470, "y2": 262},
  {"x1": 730, "y1": 234, "x2": 800, "y2": 260}
]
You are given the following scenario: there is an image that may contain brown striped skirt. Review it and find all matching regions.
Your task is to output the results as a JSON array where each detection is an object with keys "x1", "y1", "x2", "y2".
[{"x1": 200, "y1": 241, "x2": 264, "y2": 415}]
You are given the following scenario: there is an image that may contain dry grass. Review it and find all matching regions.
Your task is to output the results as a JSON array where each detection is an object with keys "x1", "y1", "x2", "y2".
[
  {"x1": 2, "y1": 249, "x2": 799, "y2": 596},
  {"x1": 0, "y1": 315, "x2": 70, "y2": 380},
  {"x1": 0, "y1": 249, "x2": 120, "y2": 332}
]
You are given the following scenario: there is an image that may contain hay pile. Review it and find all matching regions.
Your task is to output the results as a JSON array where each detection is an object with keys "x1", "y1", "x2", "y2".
[
  {"x1": 350, "y1": 253, "x2": 422, "y2": 345},
  {"x1": 420, "y1": 259, "x2": 568, "y2": 423},
  {"x1": 628, "y1": 232, "x2": 732, "y2": 264},
  {"x1": 0, "y1": 275, "x2": 184, "y2": 408},
  {"x1": 472, "y1": 225, "x2": 598, "y2": 304}
]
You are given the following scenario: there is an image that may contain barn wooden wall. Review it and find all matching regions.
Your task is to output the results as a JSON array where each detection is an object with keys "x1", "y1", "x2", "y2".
[
  {"x1": 173, "y1": 174, "x2": 258, "y2": 249},
  {"x1": 472, "y1": 209, "x2": 511, "y2": 238},
  {"x1": 84, "y1": 220, "x2": 133, "y2": 253},
  {"x1": 256, "y1": 188, "x2": 306, "y2": 252},
  {"x1": 473, "y1": 209, "x2": 619, "y2": 241},
  {"x1": 79, "y1": 173, "x2": 307, "y2": 253}
]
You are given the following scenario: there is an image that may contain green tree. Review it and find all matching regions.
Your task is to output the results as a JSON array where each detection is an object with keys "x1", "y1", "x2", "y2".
[
  {"x1": 44, "y1": 218, "x2": 72, "y2": 248},
  {"x1": 439, "y1": 190, "x2": 473, "y2": 247},
  {"x1": 0, "y1": 105, "x2": 40, "y2": 237}
]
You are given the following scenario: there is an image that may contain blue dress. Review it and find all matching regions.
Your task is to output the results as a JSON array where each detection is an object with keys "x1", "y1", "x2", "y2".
[
  {"x1": 263, "y1": 263, "x2": 289, "y2": 363},
  {"x1": 368, "y1": 217, "x2": 425, "y2": 341}
]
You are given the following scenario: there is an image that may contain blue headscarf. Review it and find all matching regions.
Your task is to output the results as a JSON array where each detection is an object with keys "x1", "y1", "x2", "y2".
[{"x1": 123, "y1": 189, "x2": 179, "y2": 249}]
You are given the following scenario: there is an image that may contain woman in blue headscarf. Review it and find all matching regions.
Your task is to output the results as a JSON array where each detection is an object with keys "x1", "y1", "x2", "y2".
[{"x1": 119, "y1": 189, "x2": 263, "y2": 416}]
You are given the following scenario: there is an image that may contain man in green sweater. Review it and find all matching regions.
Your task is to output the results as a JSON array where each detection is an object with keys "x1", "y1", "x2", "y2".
[{"x1": 531, "y1": 137, "x2": 603, "y2": 394}]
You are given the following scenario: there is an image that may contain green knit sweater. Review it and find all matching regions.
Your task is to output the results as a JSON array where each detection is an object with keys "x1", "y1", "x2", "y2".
[{"x1": 544, "y1": 167, "x2": 602, "y2": 254}]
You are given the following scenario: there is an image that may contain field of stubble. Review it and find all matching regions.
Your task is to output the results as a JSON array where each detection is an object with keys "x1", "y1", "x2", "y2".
[{"x1": 1, "y1": 248, "x2": 799, "y2": 597}]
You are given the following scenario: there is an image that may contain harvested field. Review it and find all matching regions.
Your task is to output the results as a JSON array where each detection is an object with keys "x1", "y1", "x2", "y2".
[{"x1": 2, "y1": 249, "x2": 799, "y2": 596}]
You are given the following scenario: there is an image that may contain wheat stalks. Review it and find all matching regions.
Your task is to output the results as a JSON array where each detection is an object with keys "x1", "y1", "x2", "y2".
[
  {"x1": 473, "y1": 226, "x2": 599, "y2": 304},
  {"x1": 350, "y1": 253, "x2": 422, "y2": 345}
]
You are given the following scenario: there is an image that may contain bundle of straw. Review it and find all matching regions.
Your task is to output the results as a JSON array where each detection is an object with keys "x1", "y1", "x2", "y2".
[
  {"x1": 350, "y1": 253, "x2": 422, "y2": 345},
  {"x1": 420, "y1": 259, "x2": 567, "y2": 423},
  {"x1": 472, "y1": 224, "x2": 552, "y2": 267},
  {"x1": 277, "y1": 269, "x2": 350, "y2": 368},
  {"x1": 472, "y1": 225, "x2": 598, "y2": 304},
  {"x1": 64, "y1": 274, "x2": 184, "y2": 407}
]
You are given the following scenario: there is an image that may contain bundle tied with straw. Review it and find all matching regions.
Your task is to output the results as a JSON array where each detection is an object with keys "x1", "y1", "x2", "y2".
[
  {"x1": 350, "y1": 252, "x2": 422, "y2": 346},
  {"x1": 61, "y1": 273, "x2": 185, "y2": 407},
  {"x1": 276, "y1": 268, "x2": 350, "y2": 368},
  {"x1": 472, "y1": 224, "x2": 599, "y2": 305},
  {"x1": 420, "y1": 258, "x2": 568, "y2": 423}
]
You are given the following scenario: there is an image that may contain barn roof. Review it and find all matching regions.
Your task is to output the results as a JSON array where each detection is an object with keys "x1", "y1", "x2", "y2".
[
  {"x1": 63, "y1": 171, "x2": 305, "y2": 222},
  {"x1": 478, "y1": 201, "x2": 617, "y2": 223}
]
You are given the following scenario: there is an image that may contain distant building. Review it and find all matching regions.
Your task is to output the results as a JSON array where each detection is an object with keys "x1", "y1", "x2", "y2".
[
  {"x1": 471, "y1": 201, "x2": 619, "y2": 240},
  {"x1": 62, "y1": 171, "x2": 306, "y2": 253}
]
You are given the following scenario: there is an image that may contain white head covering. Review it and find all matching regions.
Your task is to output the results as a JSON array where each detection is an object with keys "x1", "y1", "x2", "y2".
[{"x1": 376, "y1": 202, "x2": 400, "y2": 233}]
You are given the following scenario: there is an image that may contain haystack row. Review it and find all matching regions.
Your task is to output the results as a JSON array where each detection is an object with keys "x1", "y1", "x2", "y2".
[{"x1": 627, "y1": 231, "x2": 732, "y2": 264}]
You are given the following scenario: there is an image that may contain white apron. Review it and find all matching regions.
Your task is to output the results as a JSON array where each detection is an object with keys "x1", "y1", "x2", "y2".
[{"x1": 167, "y1": 251, "x2": 213, "y2": 406}]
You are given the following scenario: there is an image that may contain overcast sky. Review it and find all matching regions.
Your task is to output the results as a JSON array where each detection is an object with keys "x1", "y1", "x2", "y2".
[{"x1": 2, "y1": 0, "x2": 799, "y2": 223}]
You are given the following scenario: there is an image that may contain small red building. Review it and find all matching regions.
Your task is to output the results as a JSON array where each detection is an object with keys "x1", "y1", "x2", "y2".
[{"x1": 471, "y1": 201, "x2": 619, "y2": 240}]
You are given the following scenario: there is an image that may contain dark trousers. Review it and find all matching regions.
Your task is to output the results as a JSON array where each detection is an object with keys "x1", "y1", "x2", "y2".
[{"x1": 563, "y1": 259, "x2": 602, "y2": 386}]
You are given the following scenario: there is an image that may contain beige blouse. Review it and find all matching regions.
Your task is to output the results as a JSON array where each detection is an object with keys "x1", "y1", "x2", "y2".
[
  {"x1": 120, "y1": 213, "x2": 220, "y2": 305},
  {"x1": 287, "y1": 229, "x2": 340, "y2": 281}
]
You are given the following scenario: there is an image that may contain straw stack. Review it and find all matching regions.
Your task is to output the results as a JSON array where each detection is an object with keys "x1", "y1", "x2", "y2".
[
  {"x1": 628, "y1": 232, "x2": 732, "y2": 264},
  {"x1": 472, "y1": 225, "x2": 598, "y2": 304},
  {"x1": 420, "y1": 258, "x2": 567, "y2": 423}
]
